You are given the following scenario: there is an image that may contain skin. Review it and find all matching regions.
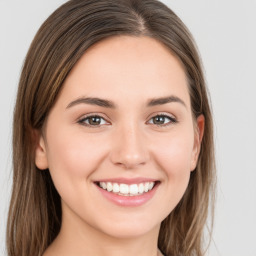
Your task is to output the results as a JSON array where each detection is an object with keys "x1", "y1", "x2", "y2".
[{"x1": 35, "y1": 36, "x2": 204, "y2": 256}]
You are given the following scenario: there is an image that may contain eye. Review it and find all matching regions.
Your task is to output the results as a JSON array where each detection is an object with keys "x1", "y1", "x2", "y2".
[
  {"x1": 148, "y1": 114, "x2": 177, "y2": 126},
  {"x1": 78, "y1": 115, "x2": 109, "y2": 127}
]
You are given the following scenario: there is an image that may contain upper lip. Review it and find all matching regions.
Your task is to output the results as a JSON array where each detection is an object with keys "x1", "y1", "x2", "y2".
[{"x1": 94, "y1": 177, "x2": 158, "y2": 185}]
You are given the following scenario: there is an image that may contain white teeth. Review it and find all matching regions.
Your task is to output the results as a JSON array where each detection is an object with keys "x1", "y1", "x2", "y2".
[
  {"x1": 113, "y1": 183, "x2": 120, "y2": 193},
  {"x1": 138, "y1": 183, "x2": 144, "y2": 194},
  {"x1": 100, "y1": 182, "x2": 107, "y2": 190},
  {"x1": 129, "y1": 184, "x2": 139, "y2": 195},
  {"x1": 98, "y1": 181, "x2": 155, "y2": 196},
  {"x1": 120, "y1": 184, "x2": 129, "y2": 194},
  {"x1": 144, "y1": 182, "x2": 149, "y2": 192},
  {"x1": 107, "y1": 182, "x2": 113, "y2": 192},
  {"x1": 148, "y1": 182, "x2": 154, "y2": 190}
]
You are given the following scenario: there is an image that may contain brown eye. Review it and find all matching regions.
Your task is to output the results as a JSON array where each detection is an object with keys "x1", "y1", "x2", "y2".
[
  {"x1": 148, "y1": 115, "x2": 177, "y2": 126},
  {"x1": 88, "y1": 116, "x2": 102, "y2": 125},
  {"x1": 152, "y1": 116, "x2": 166, "y2": 125},
  {"x1": 78, "y1": 115, "x2": 108, "y2": 127}
]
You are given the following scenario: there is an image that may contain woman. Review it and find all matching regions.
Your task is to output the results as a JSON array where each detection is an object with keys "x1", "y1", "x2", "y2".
[{"x1": 7, "y1": 0, "x2": 215, "y2": 255}]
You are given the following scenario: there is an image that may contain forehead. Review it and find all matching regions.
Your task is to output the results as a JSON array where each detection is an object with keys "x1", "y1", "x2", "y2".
[{"x1": 60, "y1": 35, "x2": 190, "y2": 107}]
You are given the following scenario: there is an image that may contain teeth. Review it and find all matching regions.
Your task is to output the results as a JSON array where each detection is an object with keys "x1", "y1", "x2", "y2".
[
  {"x1": 100, "y1": 182, "x2": 107, "y2": 190},
  {"x1": 138, "y1": 183, "x2": 144, "y2": 194},
  {"x1": 120, "y1": 184, "x2": 129, "y2": 194},
  {"x1": 148, "y1": 182, "x2": 154, "y2": 190},
  {"x1": 98, "y1": 181, "x2": 155, "y2": 196},
  {"x1": 144, "y1": 182, "x2": 149, "y2": 192},
  {"x1": 106, "y1": 182, "x2": 113, "y2": 192},
  {"x1": 129, "y1": 184, "x2": 139, "y2": 195},
  {"x1": 113, "y1": 183, "x2": 120, "y2": 193}
]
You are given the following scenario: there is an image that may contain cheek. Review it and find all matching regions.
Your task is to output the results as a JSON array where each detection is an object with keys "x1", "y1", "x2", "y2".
[
  {"x1": 44, "y1": 128, "x2": 111, "y2": 214},
  {"x1": 154, "y1": 131, "x2": 194, "y2": 177},
  {"x1": 45, "y1": 127, "x2": 109, "y2": 194},
  {"x1": 152, "y1": 131, "x2": 194, "y2": 211}
]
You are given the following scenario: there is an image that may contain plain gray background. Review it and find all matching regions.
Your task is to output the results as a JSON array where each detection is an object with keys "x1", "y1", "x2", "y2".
[{"x1": 0, "y1": 0, "x2": 256, "y2": 255}]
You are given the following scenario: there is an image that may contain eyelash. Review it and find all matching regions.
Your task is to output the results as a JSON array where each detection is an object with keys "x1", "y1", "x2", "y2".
[
  {"x1": 78, "y1": 115, "x2": 109, "y2": 127},
  {"x1": 147, "y1": 114, "x2": 177, "y2": 127},
  {"x1": 77, "y1": 113, "x2": 177, "y2": 128}
]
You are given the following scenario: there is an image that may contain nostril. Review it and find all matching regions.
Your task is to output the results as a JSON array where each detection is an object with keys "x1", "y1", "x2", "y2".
[
  {"x1": 109, "y1": 133, "x2": 150, "y2": 169},
  {"x1": 110, "y1": 153, "x2": 149, "y2": 170}
]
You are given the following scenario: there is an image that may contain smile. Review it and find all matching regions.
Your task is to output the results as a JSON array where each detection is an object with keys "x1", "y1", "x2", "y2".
[
  {"x1": 98, "y1": 181, "x2": 155, "y2": 196},
  {"x1": 94, "y1": 178, "x2": 160, "y2": 206}
]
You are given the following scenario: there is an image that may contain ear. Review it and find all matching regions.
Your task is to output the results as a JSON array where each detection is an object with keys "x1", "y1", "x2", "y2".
[
  {"x1": 34, "y1": 130, "x2": 49, "y2": 170},
  {"x1": 190, "y1": 114, "x2": 205, "y2": 171}
]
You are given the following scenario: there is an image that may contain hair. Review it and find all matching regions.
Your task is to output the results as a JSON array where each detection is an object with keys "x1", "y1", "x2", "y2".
[{"x1": 7, "y1": 0, "x2": 216, "y2": 255}]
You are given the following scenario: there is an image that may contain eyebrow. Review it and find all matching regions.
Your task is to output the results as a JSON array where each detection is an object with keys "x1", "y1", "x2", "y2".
[
  {"x1": 147, "y1": 95, "x2": 187, "y2": 108},
  {"x1": 66, "y1": 97, "x2": 116, "y2": 109},
  {"x1": 66, "y1": 95, "x2": 186, "y2": 109}
]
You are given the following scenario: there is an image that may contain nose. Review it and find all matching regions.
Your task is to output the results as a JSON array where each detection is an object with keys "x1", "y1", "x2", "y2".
[{"x1": 110, "y1": 124, "x2": 150, "y2": 169}]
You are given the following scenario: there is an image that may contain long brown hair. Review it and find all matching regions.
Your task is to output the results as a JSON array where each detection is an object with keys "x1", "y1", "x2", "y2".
[{"x1": 7, "y1": 0, "x2": 215, "y2": 255}]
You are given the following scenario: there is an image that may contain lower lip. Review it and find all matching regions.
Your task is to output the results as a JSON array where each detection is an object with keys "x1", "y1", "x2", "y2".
[{"x1": 95, "y1": 183, "x2": 159, "y2": 207}]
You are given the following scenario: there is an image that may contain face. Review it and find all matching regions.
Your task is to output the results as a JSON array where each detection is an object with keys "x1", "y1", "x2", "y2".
[{"x1": 35, "y1": 36, "x2": 204, "y2": 240}]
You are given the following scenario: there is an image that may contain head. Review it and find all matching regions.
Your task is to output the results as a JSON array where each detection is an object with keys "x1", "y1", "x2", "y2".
[{"x1": 7, "y1": 1, "x2": 215, "y2": 256}]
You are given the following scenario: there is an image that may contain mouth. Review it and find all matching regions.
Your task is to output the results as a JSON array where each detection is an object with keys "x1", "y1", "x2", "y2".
[
  {"x1": 94, "y1": 177, "x2": 160, "y2": 206},
  {"x1": 95, "y1": 181, "x2": 158, "y2": 197}
]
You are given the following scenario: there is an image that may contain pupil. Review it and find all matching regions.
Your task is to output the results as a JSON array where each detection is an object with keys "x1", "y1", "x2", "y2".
[
  {"x1": 154, "y1": 116, "x2": 164, "y2": 124},
  {"x1": 89, "y1": 116, "x2": 101, "y2": 125}
]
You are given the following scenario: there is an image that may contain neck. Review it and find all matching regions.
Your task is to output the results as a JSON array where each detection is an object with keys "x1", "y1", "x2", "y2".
[{"x1": 44, "y1": 206, "x2": 161, "y2": 256}]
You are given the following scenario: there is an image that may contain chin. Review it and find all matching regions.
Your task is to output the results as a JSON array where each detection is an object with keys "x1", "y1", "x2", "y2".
[
  {"x1": 100, "y1": 222, "x2": 159, "y2": 239},
  {"x1": 88, "y1": 210, "x2": 163, "y2": 240}
]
